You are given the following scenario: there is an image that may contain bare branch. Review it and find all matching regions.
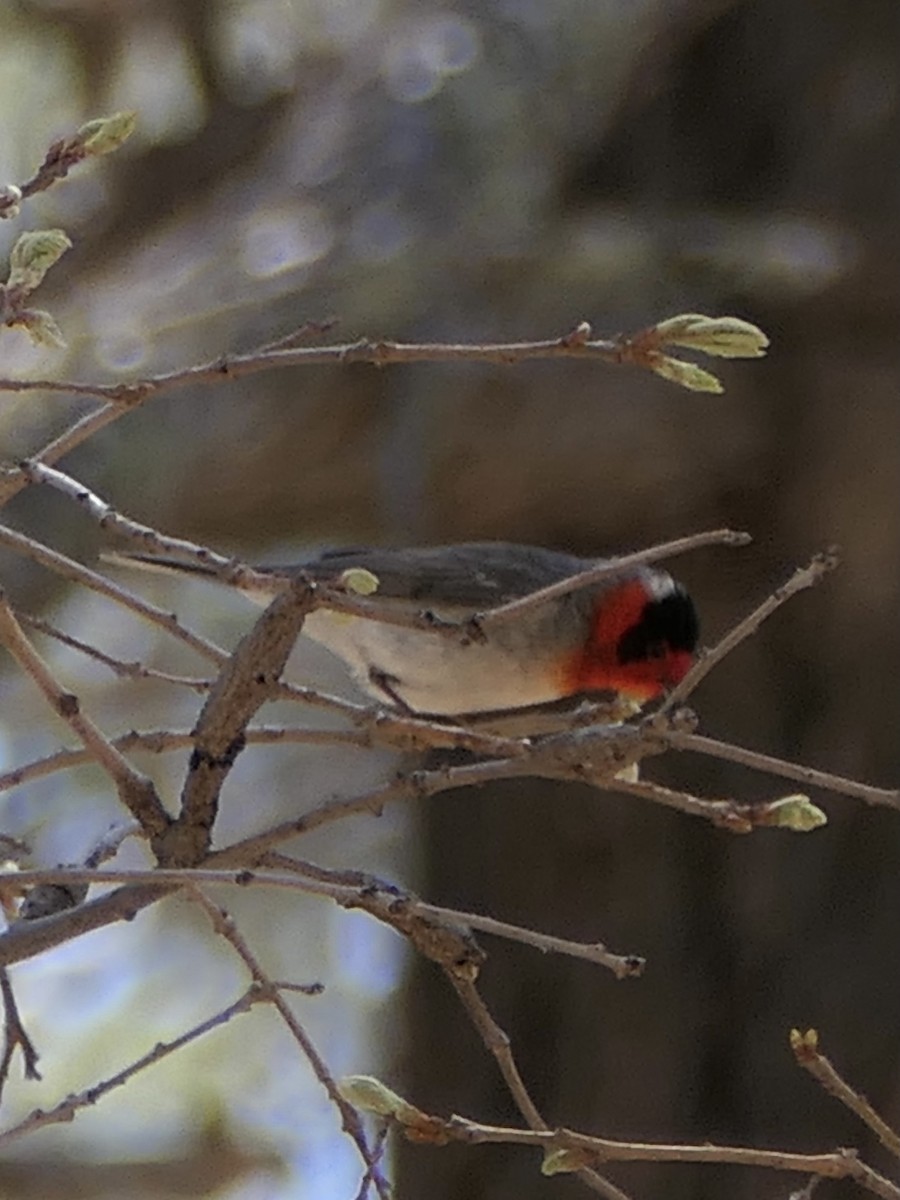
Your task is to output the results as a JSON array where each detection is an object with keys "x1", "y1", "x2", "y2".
[
  {"x1": 0, "y1": 523, "x2": 226, "y2": 664},
  {"x1": 190, "y1": 888, "x2": 390, "y2": 1200},
  {"x1": 669, "y1": 732, "x2": 900, "y2": 811},
  {"x1": 610, "y1": 776, "x2": 757, "y2": 831},
  {"x1": 21, "y1": 455, "x2": 622, "y2": 646},
  {"x1": 0, "y1": 987, "x2": 261, "y2": 1150},
  {"x1": 19, "y1": 612, "x2": 211, "y2": 690},
  {"x1": 20, "y1": 458, "x2": 273, "y2": 571},
  {"x1": 17, "y1": 606, "x2": 531, "y2": 759},
  {"x1": 3, "y1": 861, "x2": 641, "y2": 978},
  {"x1": 206, "y1": 754, "x2": 546, "y2": 865},
  {"x1": 154, "y1": 581, "x2": 317, "y2": 866},
  {"x1": 0, "y1": 112, "x2": 135, "y2": 216},
  {"x1": 457, "y1": 1123, "x2": 900, "y2": 1200},
  {"x1": 0, "y1": 403, "x2": 129, "y2": 509},
  {"x1": 478, "y1": 528, "x2": 750, "y2": 629},
  {"x1": 659, "y1": 550, "x2": 840, "y2": 713},
  {"x1": 0, "y1": 590, "x2": 169, "y2": 837},
  {"x1": 0, "y1": 311, "x2": 767, "y2": 511},
  {"x1": 0, "y1": 315, "x2": 763, "y2": 403},
  {"x1": 414, "y1": 899, "x2": 643, "y2": 979},
  {"x1": 0, "y1": 726, "x2": 394, "y2": 795},
  {"x1": 339, "y1": 1088, "x2": 900, "y2": 1200},
  {"x1": 0, "y1": 883, "x2": 165, "y2": 969},
  {"x1": 448, "y1": 975, "x2": 633, "y2": 1200},
  {"x1": 263, "y1": 852, "x2": 637, "y2": 977},
  {"x1": 792, "y1": 1029, "x2": 900, "y2": 1160},
  {"x1": 0, "y1": 967, "x2": 41, "y2": 1101}
]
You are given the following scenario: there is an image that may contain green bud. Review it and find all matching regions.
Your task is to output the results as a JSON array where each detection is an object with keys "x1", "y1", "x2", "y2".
[
  {"x1": 790, "y1": 1027, "x2": 819, "y2": 1055},
  {"x1": 654, "y1": 313, "x2": 770, "y2": 359},
  {"x1": 13, "y1": 309, "x2": 68, "y2": 350},
  {"x1": 338, "y1": 568, "x2": 380, "y2": 596},
  {"x1": 77, "y1": 110, "x2": 137, "y2": 157},
  {"x1": 7, "y1": 229, "x2": 72, "y2": 292},
  {"x1": 765, "y1": 795, "x2": 827, "y2": 832},
  {"x1": 541, "y1": 1147, "x2": 592, "y2": 1176},
  {"x1": 613, "y1": 763, "x2": 640, "y2": 783},
  {"x1": 649, "y1": 353, "x2": 724, "y2": 393},
  {"x1": 337, "y1": 1074, "x2": 421, "y2": 1122}
]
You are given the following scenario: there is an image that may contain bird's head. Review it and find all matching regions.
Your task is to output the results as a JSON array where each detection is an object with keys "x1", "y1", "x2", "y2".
[{"x1": 564, "y1": 573, "x2": 698, "y2": 703}]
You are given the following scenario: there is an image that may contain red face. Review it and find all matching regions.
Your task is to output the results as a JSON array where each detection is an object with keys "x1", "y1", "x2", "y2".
[{"x1": 561, "y1": 578, "x2": 698, "y2": 702}]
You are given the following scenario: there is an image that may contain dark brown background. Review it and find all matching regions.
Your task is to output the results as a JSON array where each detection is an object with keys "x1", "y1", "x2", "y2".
[{"x1": 1, "y1": 1, "x2": 899, "y2": 1197}]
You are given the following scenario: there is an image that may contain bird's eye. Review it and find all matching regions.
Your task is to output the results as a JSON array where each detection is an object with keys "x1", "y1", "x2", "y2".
[{"x1": 648, "y1": 642, "x2": 667, "y2": 660}]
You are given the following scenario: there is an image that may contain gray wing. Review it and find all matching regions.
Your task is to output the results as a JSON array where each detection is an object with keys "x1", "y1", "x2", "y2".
[{"x1": 267, "y1": 542, "x2": 594, "y2": 607}]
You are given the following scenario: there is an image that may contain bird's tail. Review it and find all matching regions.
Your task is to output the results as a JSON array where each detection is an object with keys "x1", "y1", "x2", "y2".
[{"x1": 100, "y1": 550, "x2": 284, "y2": 600}]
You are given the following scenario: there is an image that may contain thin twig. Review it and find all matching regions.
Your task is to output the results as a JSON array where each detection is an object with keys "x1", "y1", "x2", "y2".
[
  {"x1": 190, "y1": 888, "x2": 390, "y2": 1200},
  {"x1": 21, "y1": 459, "x2": 278, "y2": 593},
  {"x1": 0, "y1": 883, "x2": 167, "y2": 969},
  {"x1": 669, "y1": 732, "x2": 900, "y2": 811},
  {"x1": 2, "y1": 862, "x2": 642, "y2": 978},
  {"x1": 253, "y1": 319, "x2": 339, "y2": 352},
  {"x1": 262, "y1": 852, "x2": 640, "y2": 978},
  {"x1": 0, "y1": 325, "x2": 655, "y2": 405},
  {"x1": 199, "y1": 708, "x2": 846, "y2": 866},
  {"x1": 0, "y1": 403, "x2": 127, "y2": 509},
  {"x1": 0, "y1": 590, "x2": 169, "y2": 837},
  {"x1": 0, "y1": 312, "x2": 764, "y2": 512},
  {"x1": 0, "y1": 705, "x2": 890, "y2": 974},
  {"x1": 13, "y1": 612, "x2": 531, "y2": 759},
  {"x1": 1, "y1": 115, "x2": 131, "y2": 210},
  {"x1": 103, "y1": 522, "x2": 747, "y2": 642},
  {"x1": 354, "y1": 1123, "x2": 390, "y2": 1200},
  {"x1": 0, "y1": 987, "x2": 261, "y2": 1149},
  {"x1": 0, "y1": 967, "x2": 41, "y2": 1101},
  {"x1": 0, "y1": 523, "x2": 226, "y2": 664},
  {"x1": 448, "y1": 975, "x2": 633, "y2": 1200},
  {"x1": 415, "y1": 900, "x2": 643, "y2": 979},
  {"x1": 440, "y1": 1117, "x2": 900, "y2": 1200},
  {"x1": 792, "y1": 1029, "x2": 900, "y2": 1160},
  {"x1": 205, "y1": 755, "x2": 543, "y2": 865},
  {"x1": 19, "y1": 612, "x2": 211, "y2": 690},
  {"x1": 271, "y1": 980, "x2": 326, "y2": 996},
  {"x1": 659, "y1": 550, "x2": 840, "y2": 712},
  {"x1": 610, "y1": 776, "x2": 756, "y2": 832},
  {"x1": 343, "y1": 1088, "x2": 900, "y2": 1200},
  {"x1": 478, "y1": 529, "x2": 750, "y2": 628},
  {"x1": 156, "y1": 581, "x2": 317, "y2": 867},
  {"x1": 0, "y1": 726, "x2": 382, "y2": 795}
]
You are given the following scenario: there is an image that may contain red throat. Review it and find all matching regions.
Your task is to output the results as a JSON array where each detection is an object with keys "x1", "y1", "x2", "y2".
[{"x1": 560, "y1": 579, "x2": 693, "y2": 702}]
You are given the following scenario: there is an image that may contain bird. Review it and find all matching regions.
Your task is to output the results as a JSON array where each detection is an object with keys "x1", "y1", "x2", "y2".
[{"x1": 106, "y1": 541, "x2": 698, "y2": 720}]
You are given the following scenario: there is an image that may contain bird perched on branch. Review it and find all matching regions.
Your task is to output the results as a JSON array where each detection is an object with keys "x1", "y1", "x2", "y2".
[{"x1": 106, "y1": 541, "x2": 698, "y2": 720}]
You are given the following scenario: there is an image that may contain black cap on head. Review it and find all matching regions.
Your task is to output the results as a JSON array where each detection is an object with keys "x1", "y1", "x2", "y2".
[{"x1": 616, "y1": 586, "x2": 699, "y2": 665}]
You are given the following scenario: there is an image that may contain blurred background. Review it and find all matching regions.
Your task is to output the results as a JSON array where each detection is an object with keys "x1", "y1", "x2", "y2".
[{"x1": 1, "y1": 1, "x2": 899, "y2": 1197}]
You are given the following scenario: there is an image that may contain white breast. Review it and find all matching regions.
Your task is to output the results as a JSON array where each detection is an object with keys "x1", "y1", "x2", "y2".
[{"x1": 301, "y1": 608, "x2": 569, "y2": 715}]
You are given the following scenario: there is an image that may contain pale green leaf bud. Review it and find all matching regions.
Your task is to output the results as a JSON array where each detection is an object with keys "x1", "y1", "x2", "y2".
[
  {"x1": 541, "y1": 1147, "x2": 591, "y2": 1176},
  {"x1": 7, "y1": 229, "x2": 72, "y2": 292},
  {"x1": 337, "y1": 1074, "x2": 421, "y2": 1122},
  {"x1": 765, "y1": 794, "x2": 827, "y2": 832},
  {"x1": 15, "y1": 309, "x2": 68, "y2": 349},
  {"x1": 339, "y1": 568, "x2": 380, "y2": 596},
  {"x1": 77, "y1": 110, "x2": 137, "y2": 157},
  {"x1": 649, "y1": 354, "x2": 724, "y2": 393},
  {"x1": 654, "y1": 313, "x2": 770, "y2": 358}
]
